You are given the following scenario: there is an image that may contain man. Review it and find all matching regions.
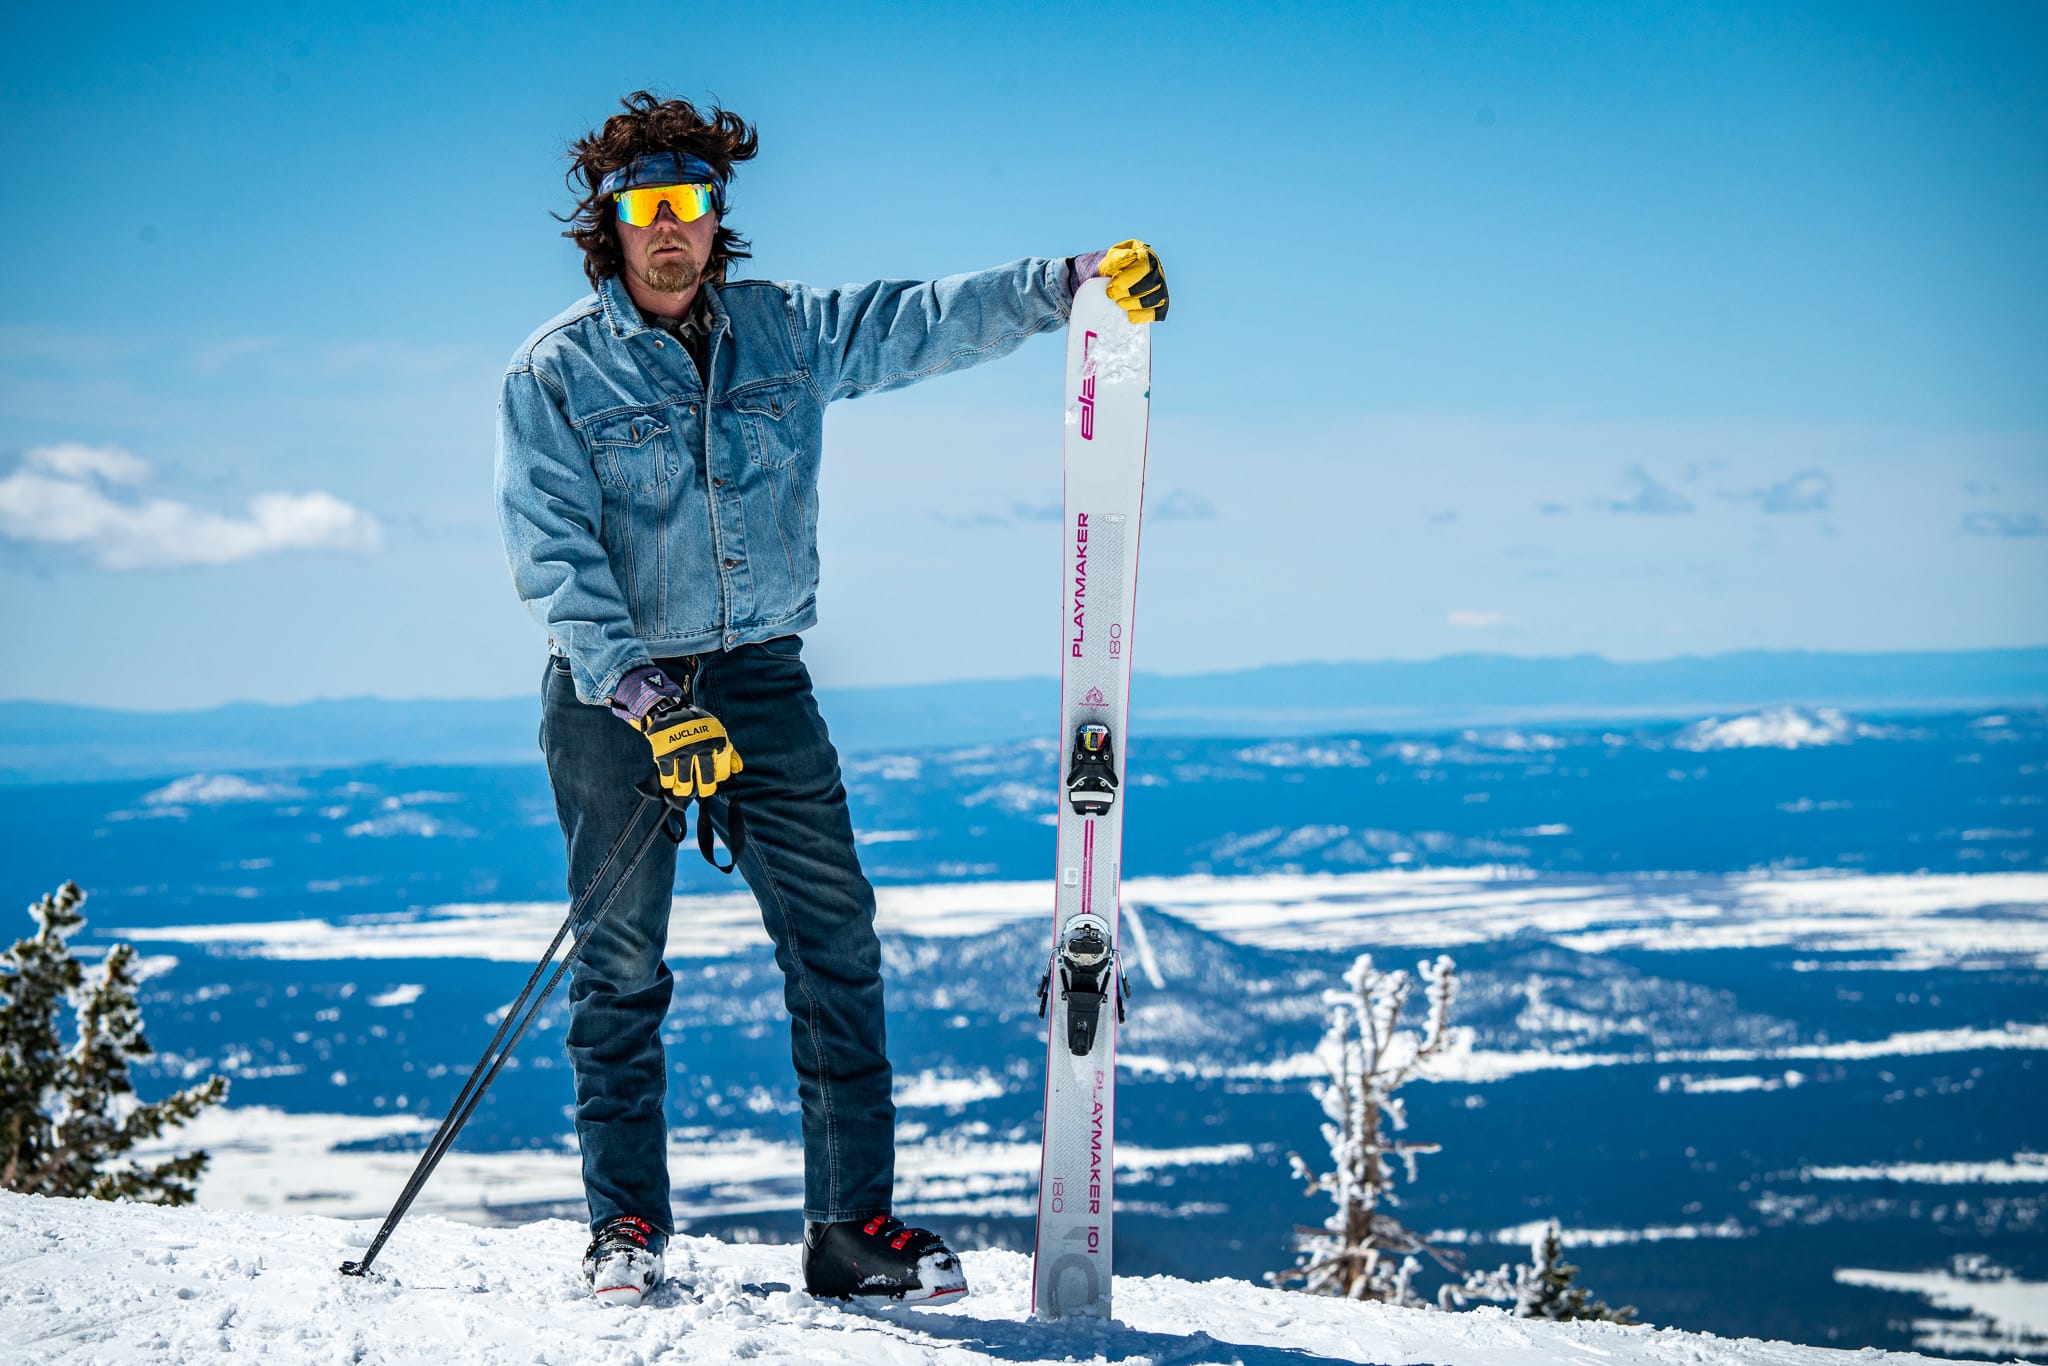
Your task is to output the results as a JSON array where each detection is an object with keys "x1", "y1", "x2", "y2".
[{"x1": 494, "y1": 92, "x2": 1167, "y2": 1309}]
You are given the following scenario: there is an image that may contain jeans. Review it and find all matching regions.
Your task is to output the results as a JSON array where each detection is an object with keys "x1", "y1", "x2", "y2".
[{"x1": 538, "y1": 636, "x2": 895, "y2": 1240}]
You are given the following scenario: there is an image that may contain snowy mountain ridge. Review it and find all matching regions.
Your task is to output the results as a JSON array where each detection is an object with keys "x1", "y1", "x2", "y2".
[{"x1": 0, "y1": 1191, "x2": 1976, "y2": 1365}]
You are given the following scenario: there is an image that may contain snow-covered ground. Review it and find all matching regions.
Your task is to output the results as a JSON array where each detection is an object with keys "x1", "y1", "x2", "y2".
[
  {"x1": 122, "y1": 1105, "x2": 1251, "y2": 1226},
  {"x1": 0, "y1": 1190, "x2": 1987, "y2": 1365},
  {"x1": 114, "y1": 867, "x2": 2048, "y2": 968}
]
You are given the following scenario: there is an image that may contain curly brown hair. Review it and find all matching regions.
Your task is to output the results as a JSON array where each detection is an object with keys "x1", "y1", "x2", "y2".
[{"x1": 561, "y1": 92, "x2": 760, "y2": 289}]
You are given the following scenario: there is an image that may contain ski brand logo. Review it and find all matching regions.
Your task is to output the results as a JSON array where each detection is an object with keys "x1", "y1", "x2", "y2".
[
  {"x1": 1088, "y1": 1069, "x2": 1106, "y2": 1224},
  {"x1": 1077, "y1": 331, "x2": 1098, "y2": 441},
  {"x1": 1070, "y1": 514, "x2": 1089, "y2": 658},
  {"x1": 1082, "y1": 686, "x2": 1106, "y2": 707}
]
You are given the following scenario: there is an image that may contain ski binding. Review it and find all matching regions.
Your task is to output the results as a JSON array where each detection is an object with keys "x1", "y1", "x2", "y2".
[{"x1": 1035, "y1": 913, "x2": 1129, "y2": 1055}]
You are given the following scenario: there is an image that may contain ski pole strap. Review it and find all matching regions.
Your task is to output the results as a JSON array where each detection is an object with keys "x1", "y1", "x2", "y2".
[
  {"x1": 635, "y1": 778, "x2": 745, "y2": 873},
  {"x1": 699, "y1": 798, "x2": 743, "y2": 873}
]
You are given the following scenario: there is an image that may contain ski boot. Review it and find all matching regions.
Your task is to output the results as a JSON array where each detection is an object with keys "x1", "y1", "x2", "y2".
[
  {"x1": 802, "y1": 1215, "x2": 968, "y2": 1303},
  {"x1": 582, "y1": 1214, "x2": 665, "y2": 1307}
]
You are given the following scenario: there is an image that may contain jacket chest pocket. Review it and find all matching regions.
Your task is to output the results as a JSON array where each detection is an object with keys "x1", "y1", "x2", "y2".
[
  {"x1": 585, "y1": 412, "x2": 677, "y2": 493},
  {"x1": 730, "y1": 382, "x2": 805, "y2": 470}
]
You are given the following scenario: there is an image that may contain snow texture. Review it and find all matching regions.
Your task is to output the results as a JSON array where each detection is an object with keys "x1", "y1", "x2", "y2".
[
  {"x1": 1835, "y1": 1260, "x2": 2048, "y2": 1360},
  {"x1": 114, "y1": 868, "x2": 2048, "y2": 969},
  {"x1": 118, "y1": 1105, "x2": 1253, "y2": 1226},
  {"x1": 1675, "y1": 707, "x2": 1875, "y2": 751},
  {"x1": 143, "y1": 775, "x2": 309, "y2": 807},
  {"x1": 0, "y1": 1190, "x2": 1978, "y2": 1365},
  {"x1": 1279, "y1": 955, "x2": 1457, "y2": 1303},
  {"x1": 1082, "y1": 308, "x2": 1148, "y2": 387}
]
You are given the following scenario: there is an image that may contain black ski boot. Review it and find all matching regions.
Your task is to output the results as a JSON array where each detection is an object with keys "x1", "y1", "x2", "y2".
[
  {"x1": 582, "y1": 1214, "x2": 665, "y2": 1307},
  {"x1": 802, "y1": 1215, "x2": 969, "y2": 1303}
]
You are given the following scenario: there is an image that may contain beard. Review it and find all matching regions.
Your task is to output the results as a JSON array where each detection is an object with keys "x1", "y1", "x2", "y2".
[{"x1": 640, "y1": 244, "x2": 701, "y2": 294}]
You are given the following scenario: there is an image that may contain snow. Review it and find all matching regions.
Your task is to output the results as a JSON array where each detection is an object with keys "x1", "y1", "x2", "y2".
[
  {"x1": 1239, "y1": 1022, "x2": 2048, "y2": 1086},
  {"x1": 1835, "y1": 1262, "x2": 2048, "y2": 1360},
  {"x1": 1657, "y1": 1070, "x2": 1807, "y2": 1095},
  {"x1": 115, "y1": 868, "x2": 2048, "y2": 970},
  {"x1": 1235, "y1": 738, "x2": 1375, "y2": 767},
  {"x1": 1803, "y1": 1152, "x2": 2048, "y2": 1185},
  {"x1": 1119, "y1": 899, "x2": 1168, "y2": 990},
  {"x1": 343, "y1": 810, "x2": 460, "y2": 839},
  {"x1": 1083, "y1": 310, "x2": 1147, "y2": 386},
  {"x1": 1675, "y1": 707, "x2": 1868, "y2": 751},
  {"x1": 1461, "y1": 729, "x2": 1566, "y2": 753},
  {"x1": 1430, "y1": 1219, "x2": 1752, "y2": 1248},
  {"x1": 118, "y1": 1105, "x2": 1253, "y2": 1226},
  {"x1": 365, "y1": 984, "x2": 423, "y2": 1008},
  {"x1": 143, "y1": 774, "x2": 309, "y2": 807},
  {"x1": 0, "y1": 1190, "x2": 1976, "y2": 1366},
  {"x1": 894, "y1": 1071, "x2": 1005, "y2": 1109},
  {"x1": 960, "y1": 781, "x2": 1052, "y2": 815}
]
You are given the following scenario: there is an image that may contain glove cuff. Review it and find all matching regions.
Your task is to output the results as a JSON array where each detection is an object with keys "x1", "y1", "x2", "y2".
[{"x1": 609, "y1": 663, "x2": 685, "y2": 723}]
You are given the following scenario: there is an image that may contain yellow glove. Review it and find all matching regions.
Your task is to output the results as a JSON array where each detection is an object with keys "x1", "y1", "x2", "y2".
[
  {"x1": 1097, "y1": 239, "x2": 1168, "y2": 323},
  {"x1": 638, "y1": 702, "x2": 744, "y2": 800}
]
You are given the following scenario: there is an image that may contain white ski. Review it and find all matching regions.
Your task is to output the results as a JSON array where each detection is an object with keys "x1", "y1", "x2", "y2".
[{"x1": 1030, "y1": 277, "x2": 1151, "y2": 1321}]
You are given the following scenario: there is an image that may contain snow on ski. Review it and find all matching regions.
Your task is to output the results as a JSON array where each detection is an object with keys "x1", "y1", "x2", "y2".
[{"x1": 1030, "y1": 277, "x2": 1151, "y2": 1321}]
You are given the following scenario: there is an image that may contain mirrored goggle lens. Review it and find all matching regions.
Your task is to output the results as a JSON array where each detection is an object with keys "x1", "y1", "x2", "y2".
[{"x1": 614, "y1": 183, "x2": 714, "y2": 227}]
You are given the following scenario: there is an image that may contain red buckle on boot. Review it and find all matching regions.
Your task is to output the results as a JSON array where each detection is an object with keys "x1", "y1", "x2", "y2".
[{"x1": 863, "y1": 1216, "x2": 888, "y2": 1236}]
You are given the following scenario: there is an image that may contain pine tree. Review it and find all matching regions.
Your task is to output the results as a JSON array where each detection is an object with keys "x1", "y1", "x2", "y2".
[
  {"x1": 0, "y1": 881, "x2": 227, "y2": 1204},
  {"x1": 1271, "y1": 952, "x2": 1458, "y2": 1304},
  {"x1": 1442, "y1": 1220, "x2": 1638, "y2": 1323}
]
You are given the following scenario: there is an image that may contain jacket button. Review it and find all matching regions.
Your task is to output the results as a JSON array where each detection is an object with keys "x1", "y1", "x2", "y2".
[
  {"x1": 723, "y1": 558, "x2": 738, "y2": 568},
  {"x1": 689, "y1": 405, "x2": 698, "y2": 415},
  {"x1": 726, "y1": 634, "x2": 737, "y2": 644},
  {"x1": 713, "y1": 477, "x2": 726, "y2": 488},
  {"x1": 654, "y1": 339, "x2": 664, "y2": 348}
]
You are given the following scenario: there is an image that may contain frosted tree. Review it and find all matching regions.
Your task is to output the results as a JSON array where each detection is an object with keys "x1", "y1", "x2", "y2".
[
  {"x1": 1441, "y1": 1219, "x2": 1638, "y2": 1323},
  {"x1": 0, "y1": 882, "x2": 228, "y2": 1204},
  {"x1": 1272, "y1": 952, "x2": 1458, "y2": 1303}
]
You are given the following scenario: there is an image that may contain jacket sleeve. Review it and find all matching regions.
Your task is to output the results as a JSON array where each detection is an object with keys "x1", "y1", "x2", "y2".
[
  {"x1": 494, "y1": 363, "x2": 650, "y2": 705},
  {"x1": 788, "y1": 257, "x2": 1074, "y2": 404}
]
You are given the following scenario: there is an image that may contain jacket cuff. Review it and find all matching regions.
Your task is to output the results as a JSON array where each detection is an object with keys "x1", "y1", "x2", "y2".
[{"x1": 608, "y1": 662, "x2": 685, "y2": 722}]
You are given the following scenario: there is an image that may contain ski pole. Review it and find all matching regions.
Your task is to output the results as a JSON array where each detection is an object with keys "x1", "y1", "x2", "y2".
[{"x1": 341, "y1": 791, "x2": 670, "y2": 1278}]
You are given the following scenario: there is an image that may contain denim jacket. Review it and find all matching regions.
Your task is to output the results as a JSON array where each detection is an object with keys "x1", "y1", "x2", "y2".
[{"x1": 496, "y1": 259, "x2": 1074, "y2": 704}]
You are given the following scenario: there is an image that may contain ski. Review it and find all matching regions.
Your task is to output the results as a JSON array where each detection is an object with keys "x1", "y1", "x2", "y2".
[{"x1": 1030, "y1": 277, "x2": 1151, "y2": 1321}]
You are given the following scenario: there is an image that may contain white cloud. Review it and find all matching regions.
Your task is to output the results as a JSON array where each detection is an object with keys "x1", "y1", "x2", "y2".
[
  {"x1": 1609, "y1": 464, "x2": 1694, "y2": 515},
  {"x1": 0, "y1": 443, "x2": 380, "y2": 569},
  {"x1": 1448, "y1": 609, "x2": 1508, "y2": 629},
  {"x1": 1151, "y1": 488, "x2": 1218, "y2": 521},
  {"x1": 24, "y1": 442, "x2": 152, "y2": 484},
  {"x1": 1734, "y1": 468, "x2": 1834, "y2": 514},
  {"x1": 1962, "y1": 511, "x2": 2044, "y2": 538}
]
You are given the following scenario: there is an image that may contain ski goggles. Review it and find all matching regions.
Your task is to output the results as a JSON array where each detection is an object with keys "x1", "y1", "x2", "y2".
[
  {"x1": 599, "y1": 152, "x2": 726, "y2": 226},
  {"x1": 614, "y1": 182, "x2": 716, "y2": 227}
]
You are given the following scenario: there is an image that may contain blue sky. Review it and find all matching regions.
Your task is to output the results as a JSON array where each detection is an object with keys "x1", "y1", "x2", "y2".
[{"x1": 2, "y1": 0, "x2": 2043, "y2": 707}]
